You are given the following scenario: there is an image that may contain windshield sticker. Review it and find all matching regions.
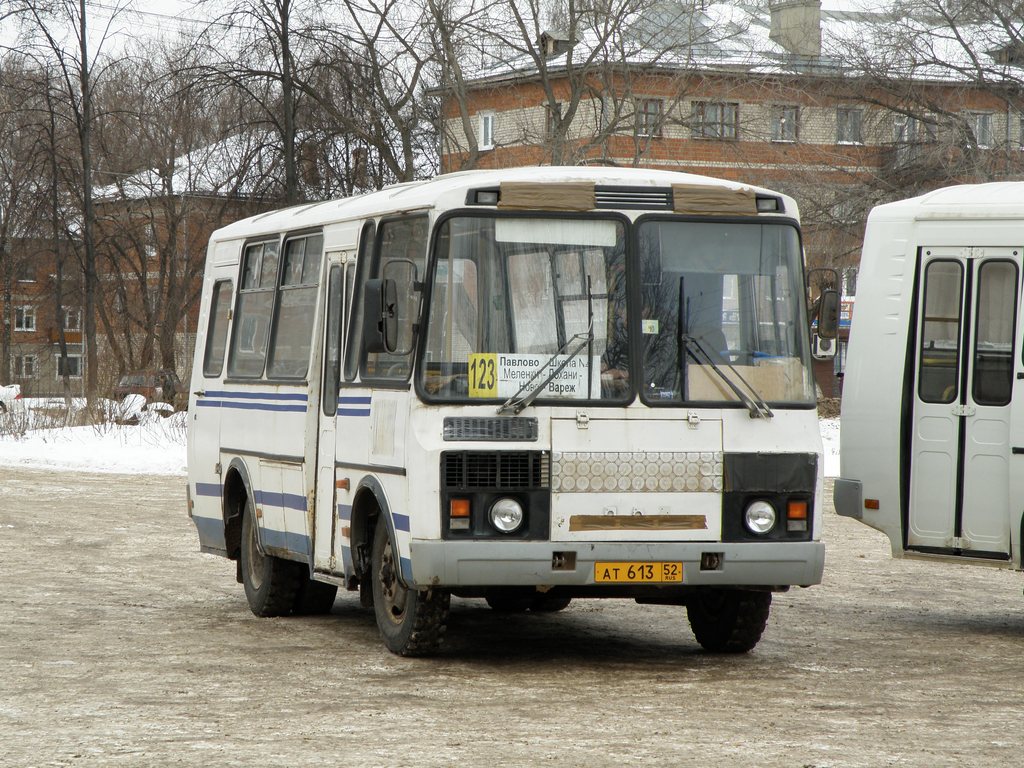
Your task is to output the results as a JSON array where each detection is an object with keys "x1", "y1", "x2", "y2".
[
  {"x1": 642, "y1": 319, "x2": 659, "y2": 335},
  {"x1": 468, "y1": 353, "x2": 601, "y2": 399}
]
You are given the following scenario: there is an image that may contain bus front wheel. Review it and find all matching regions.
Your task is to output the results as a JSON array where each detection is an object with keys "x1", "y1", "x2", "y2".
[
  {"x1": 371, "y1": 515, "x2": 449, "y2": 656},
  {"x1": 240, "y1": 498, "x2": 301, "y2": 617},
  {"x1": 686, "y1": 588, "x2": 771, "y2": 653}
]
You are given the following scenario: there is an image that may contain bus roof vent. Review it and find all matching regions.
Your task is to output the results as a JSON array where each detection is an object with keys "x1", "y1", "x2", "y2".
[
  {"x1": 594, "y1": 185, "x2": 673, "y2": 210},
  {"x1": 443, "y1": 417, "x2": 538, "y2": 442}
]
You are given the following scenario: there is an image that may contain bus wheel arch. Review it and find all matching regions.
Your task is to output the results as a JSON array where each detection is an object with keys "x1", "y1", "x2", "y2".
[
  {"x1": 222, "y1": 460, "x2": 252, "y2": 561},
  {"x1": 350, "y1": 480, "x2": 388, "y2": 580}
]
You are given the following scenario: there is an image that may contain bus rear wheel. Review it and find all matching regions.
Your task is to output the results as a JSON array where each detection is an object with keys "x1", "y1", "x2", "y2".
[
  {"x1": 240, "y1": 498, "x2": 301, "y2": 617},
  {"x1": 371, "y1": 515, "x2": 449, "y2": 656},
  {"x1": 686, "y1": 588, "x2": 771, "y2": 653}
]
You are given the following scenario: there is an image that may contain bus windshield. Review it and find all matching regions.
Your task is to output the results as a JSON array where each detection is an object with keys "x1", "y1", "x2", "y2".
[
  {"x1": 421, "y1": 215, "x2": 629, "y2": 403},
  {"x1": 637, "y1": 219, "x2": 814, "y2": 405},
  {"x1": 419, "y1": 215, "x2": 814, "y2": 407}
]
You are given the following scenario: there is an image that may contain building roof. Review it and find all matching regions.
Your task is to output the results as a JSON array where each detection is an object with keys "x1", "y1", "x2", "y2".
[{"x1": 462, "y1": 1, "x2": 1024, "y2": 86}]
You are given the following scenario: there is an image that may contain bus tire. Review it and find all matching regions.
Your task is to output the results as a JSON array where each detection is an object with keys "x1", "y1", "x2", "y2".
[
  {"x1": 240, "y1": 498, "x2": 301, "y2": 617},
  {"x1": 530, "y1": 595, "x2": 571, "y2": 613},
  {"x1": 686, "y1": 589, "x2": 771, "y2": 653},
  {"x1": 371, "y1": 515, "x2": 449, "y2": 656},
  {"x1": 292, "y1": 578, "x2": 338, "y2": 615}
]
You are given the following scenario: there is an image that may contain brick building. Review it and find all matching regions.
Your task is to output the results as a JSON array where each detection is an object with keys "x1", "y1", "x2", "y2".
[
  {"x1": 437, "y1": 0, "x2": 1024, "y2": 394},
  {"x1": 438, "y1": 0, "x2": 1024, "y2": 276},
  {"x1": 2, "y1": 237, "x2": 85, "y2": 396}
]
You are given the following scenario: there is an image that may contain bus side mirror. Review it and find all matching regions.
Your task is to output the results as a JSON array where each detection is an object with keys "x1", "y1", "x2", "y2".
[
  {"x1": 816, "y1": 289, "x2": 840, "y2": 340},
  {"x1": 364, "y1": 278, "x2": 398, "y2": 354}
]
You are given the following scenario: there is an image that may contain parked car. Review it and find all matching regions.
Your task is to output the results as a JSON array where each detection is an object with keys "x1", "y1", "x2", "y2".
[
  {"x1": 112, "y1": 370, "x2": 183, "y2": 406},
  {"x1": 0, "y1": 384, "x2": 22, "y2": 413}
]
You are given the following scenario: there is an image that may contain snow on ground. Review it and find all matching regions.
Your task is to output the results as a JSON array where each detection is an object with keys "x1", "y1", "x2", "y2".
[
  {"x1": 0, "y1": 399, "x2": 187, "y2": 476},
  {"x1": 0, "y1": 401, "x2": 843, "y2": 478}
]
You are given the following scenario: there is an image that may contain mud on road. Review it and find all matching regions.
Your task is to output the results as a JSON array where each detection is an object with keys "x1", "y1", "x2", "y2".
[{"x1": 2, "y1": 467, "x2": 1023, "y2": 767}]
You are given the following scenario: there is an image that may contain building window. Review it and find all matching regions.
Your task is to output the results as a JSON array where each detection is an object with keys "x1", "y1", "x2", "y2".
[
  {"x1": 63, "y1": 307, "x2": 82, "y2": 331},
  {"x1": 14, "y1": 306, "x2": 35, "y2": 332},
  {"x1": 15, "y1": 262, "x2": 35, "y2": 282},
  {"x1": 837, "y1": 107, "x2": 863, "y2": 144},
  {"x1": 893, "y1": 115, "x2": 936, "y2": 163},
  {"x1": 969, "y1": 112, "x2": 992, "y2": 148},
  {"x1": 692, "y1": 101, "x2": 738, "y2": 140},
  {"x1": 479, "y1": 111, "x2": 495, "y2": 150},
  {"x1": 57, "y1": 354, "x2": 82, "y2": 378},
  {"x1": 637, "y1": 98, "x2": 664, "y2": 137},
  {"x1": 771, "y1": 105, "x2": 799, "y2": 142},
  {"x1": 14, "y1": 354, "x2": 36, "y2": 378}
]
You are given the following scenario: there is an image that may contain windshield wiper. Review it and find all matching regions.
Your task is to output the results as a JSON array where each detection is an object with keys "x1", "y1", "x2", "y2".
[
  {"x1": 498, "y1": 277, "x2": 596, "y2": 415},
  {"x1": 677, "y1": 276, "x2": 773, "y2": 419},
  {"x1": 497, "y1": 324, "x2": 594, "y2": 415},
  {"x1": 684, "y1": 334, "x2": 773, "y2": 419}
]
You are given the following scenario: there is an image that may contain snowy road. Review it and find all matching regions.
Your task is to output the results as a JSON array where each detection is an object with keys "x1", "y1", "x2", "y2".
[{"x1": 1, "y1": 467, "x2": 1021, "y2": 766}]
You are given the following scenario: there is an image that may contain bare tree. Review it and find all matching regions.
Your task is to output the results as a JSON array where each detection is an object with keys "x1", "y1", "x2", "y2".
[{"x1": 3, "y1": 0, "x2": 133, "y2": 404}]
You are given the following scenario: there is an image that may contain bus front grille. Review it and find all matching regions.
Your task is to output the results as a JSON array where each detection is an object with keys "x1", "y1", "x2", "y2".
[{"x1": 442, "y1": 451, "x2": 550, "y2": 491}]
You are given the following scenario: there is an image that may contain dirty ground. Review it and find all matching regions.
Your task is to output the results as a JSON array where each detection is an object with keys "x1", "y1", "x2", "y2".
[{"x1": 1, "y1": 468, "x2": 1021, "y2": 767}]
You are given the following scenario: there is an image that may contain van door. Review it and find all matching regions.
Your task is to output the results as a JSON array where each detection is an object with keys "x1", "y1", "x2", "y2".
[{"x1": 908, "y1": 247, "x2": 1019, "y2": 559}]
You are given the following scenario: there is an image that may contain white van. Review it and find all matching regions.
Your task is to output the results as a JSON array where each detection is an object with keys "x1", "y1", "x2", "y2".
[
  {"x1": 186, "y1": 166, "x2": 830, "y2": 656},
  {"x1": 838, "y1": 182, "x2": 1024, "y2": 567}
]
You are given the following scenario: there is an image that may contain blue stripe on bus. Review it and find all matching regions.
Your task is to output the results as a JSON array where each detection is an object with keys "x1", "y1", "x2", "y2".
[
  {"x1": 261, "y1": 527, "x2": 311, "y2": 557},
  {"x1": 400, "y1": 556, "x2": 412, "y2": 583},
  {"x1": 337, "y1": 396, "x2": 371, "y2": 417},
  {"x1": 393, "y1": 513, "x2": 410, "y2": 532},
  {"x1": 337, "y1": 503, "x2": 352, "y2": 522},
  {"x1": 254, "y1": 490, "x2": 307, "y2": 511},
  {"x1": 191, "y1": 515, "x2": 226, "y2": 550},
  {"x1": 196, "y1": 400, "x2": 307, "y2": 412},
  {"x1": 195, "y1": 483, "x2": 222, "y2": 498},
  {"x1": 205, "y1": 390, "x2": 308, "y2": 401}
]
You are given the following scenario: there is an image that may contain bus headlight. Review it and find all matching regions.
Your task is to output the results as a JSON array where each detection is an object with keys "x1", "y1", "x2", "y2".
[
  {"x1": 744, "y1": 500, "x2": 777, "y2": 535},
  {"x1": 489, "y1": 498, "x2": 524, "y2": 533}
]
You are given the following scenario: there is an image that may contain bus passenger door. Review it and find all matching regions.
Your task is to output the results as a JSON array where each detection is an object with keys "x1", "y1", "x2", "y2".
[
  {"x1": 312, "y1": 248, "x2": 355, "y2": 574},
  {"x1": 909, "y1": 248, "x2": 1018, "y2": 559}
]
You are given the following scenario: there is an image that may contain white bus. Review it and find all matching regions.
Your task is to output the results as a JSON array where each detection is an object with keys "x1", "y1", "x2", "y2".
[
  {"x1": 837, "y1": 182, "x2": 1024, "y2": 569},
  {"x1": 186, "y1": 166, "x2": 830, "y2": 656}
]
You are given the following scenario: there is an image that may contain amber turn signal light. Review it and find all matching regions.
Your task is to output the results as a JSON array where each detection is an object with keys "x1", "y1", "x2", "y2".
[{"x1": 450, "y1": 498, "x2": 471, "y2": 531}]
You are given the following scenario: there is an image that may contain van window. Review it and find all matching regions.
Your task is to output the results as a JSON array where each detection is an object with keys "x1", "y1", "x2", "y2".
[
  {"x1": 918, "y1": 260, "x2": 962, "y2": 404},
  {"x1": 228, "y1": 241, "x2": 279, "y2": 378},
  {"x1": 203, "y1": 280, "x2": 233, "y2": 377}
]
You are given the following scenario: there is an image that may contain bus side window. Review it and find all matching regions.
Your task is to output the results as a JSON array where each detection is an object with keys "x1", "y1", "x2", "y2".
[
  {"x1": 267, "y1": 233, "x2": 323, "y2": 379},
  {"x1": 323, "y1": 265, "x2": 343, "y2": 416},
  {"x1": 203, "y1": 280, "x2": 233, "y2": 377},
  {"x1": 228, "y1": 240, "x2": 280, "y2": 378},
  {"x1": 344, "y1": 221, "x2": 375, "y2": 382},
  {"x1": 364, "y1": 215, "x2": 429, "y2": 382}
]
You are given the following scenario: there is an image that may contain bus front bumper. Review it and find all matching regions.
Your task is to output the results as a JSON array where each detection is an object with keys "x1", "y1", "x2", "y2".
[{"x1": 408, "y1": 540, "x2": 825, "y2": 590}]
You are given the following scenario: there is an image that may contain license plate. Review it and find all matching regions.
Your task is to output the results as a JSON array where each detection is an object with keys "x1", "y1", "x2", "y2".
[{"x1": 594, "y1": 561, "x2": 683, "y2": 583}]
